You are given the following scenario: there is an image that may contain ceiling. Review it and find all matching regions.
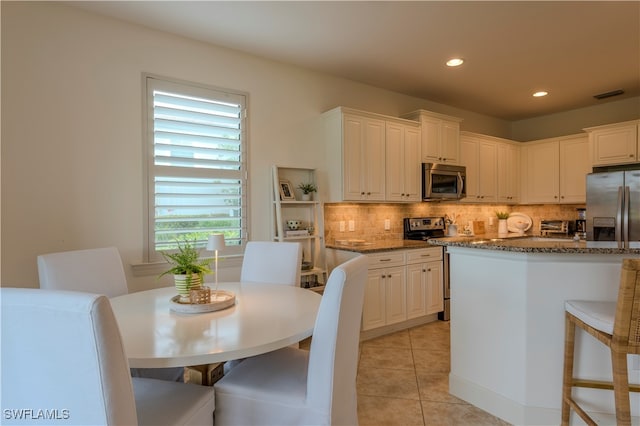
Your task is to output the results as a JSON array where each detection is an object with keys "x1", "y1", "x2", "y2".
[{"x1": 69, "y1": 1, "x2": 640, "y2": 121}]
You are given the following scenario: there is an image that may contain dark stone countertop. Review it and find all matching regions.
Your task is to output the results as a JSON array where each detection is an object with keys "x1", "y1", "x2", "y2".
[
  {"x1": 326, "y1": 239, "x2": 433, "y2": 254},
  {"x1": 429, "y1": 233, "x2": 640, "y2": 255}
]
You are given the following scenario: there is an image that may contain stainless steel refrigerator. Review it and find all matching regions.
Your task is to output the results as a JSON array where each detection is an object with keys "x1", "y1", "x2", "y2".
[{"x1": 586, "y1": 169, "x2": 640, "y2": 248}]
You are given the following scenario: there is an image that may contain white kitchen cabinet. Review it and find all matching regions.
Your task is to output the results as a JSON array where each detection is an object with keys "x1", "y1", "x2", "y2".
[
  {"x1": 520, "y1": 134, "x2": 590, "y2": 204},
  {"x1": 497, "y1": 141, "x2": 520, "y2": 204},
  {"x1": 385, "y1": 121, "x2": 421, "y2": 202},
  {"x1": 402, "y1": 109, "x2": 463, "y2": 164},
  {"x1": 342, "y1": 113, "x2": 386, "y2": 201},
  {"x1": 586, "y1": 120, "x2": 639, "y2": 166},
  {"x1": 558, "y1": 135, "x2": 591, "y2": 203},
  {"x1": 362, "y1": 252, "x2": 406, "y2": 331},
  {"x1": 361, "y1": 248, "x2": 443, "y2": 333},
  {"x1": 460, "y1": 132, "x2": 498, "y2": 203},
  {"x1": 323, "y1": 107, "x2": 423, "y2": 202},
  {"x1": 406, "y1": 248, "x2": 444, "y2": 318}
]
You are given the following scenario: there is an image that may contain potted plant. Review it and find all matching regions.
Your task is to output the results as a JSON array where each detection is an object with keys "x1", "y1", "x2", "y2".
[
  {"x1": 495, "y1": 211, "x2": 510, "y2": 235},
  {"x1": 159, "y1": 239, "x2": 212, "y2": 303},
  {"x1": 297, "y1": 182, "x2": 317, "y2": 201}
]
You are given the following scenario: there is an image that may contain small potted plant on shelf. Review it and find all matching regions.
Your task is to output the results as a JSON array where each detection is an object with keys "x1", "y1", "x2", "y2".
[
  {"x1": 297, "y1": 182, "x2": 317, "y2": 201},
  {"x1": 159, "y1": 239, "x2": 212, "y2": 303}
]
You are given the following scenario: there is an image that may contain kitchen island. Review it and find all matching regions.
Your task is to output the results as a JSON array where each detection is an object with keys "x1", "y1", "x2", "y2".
[{"x1": 429, "y1": 236, "x2": 640, "y2": 425}]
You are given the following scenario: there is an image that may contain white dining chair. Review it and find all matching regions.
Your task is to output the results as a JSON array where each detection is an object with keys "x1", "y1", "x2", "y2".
[
  {"x1": 240, "y1": 241, "x2": 302, "y2": 286},
  {"x1": 1, "y1": 288, "x2": 215, "y2": 426},
  {"x1": 214, "y1": 255, "x2": 368, "y2": 426},
  {"x1": 37, "y1": 246, "x2": 184, "y2": 382},
  {"x1": 37, "y1": 246, "x2": 129, "y2": 297}
]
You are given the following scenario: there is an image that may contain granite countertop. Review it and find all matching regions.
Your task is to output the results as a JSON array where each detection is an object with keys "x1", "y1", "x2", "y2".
[
  {"x1": 326, "y1": 239, "x2": 432, "y2": 253},
  {"x1": 429, "y1": 233, "x2": 640, "y2": 255}
]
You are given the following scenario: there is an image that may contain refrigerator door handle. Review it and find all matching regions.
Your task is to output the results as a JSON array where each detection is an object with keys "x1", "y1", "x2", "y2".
[
  {"x1": 616, "y1": 186, "x2": 623, "y2": 248},
  {"x1": 624, "y1": 186, "x2": 630, "y2": 248}
]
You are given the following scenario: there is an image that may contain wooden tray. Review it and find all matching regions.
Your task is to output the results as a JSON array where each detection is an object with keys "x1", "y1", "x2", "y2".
[{"x1": 169, "y1": 290, "x2": 236, "y2": 314}]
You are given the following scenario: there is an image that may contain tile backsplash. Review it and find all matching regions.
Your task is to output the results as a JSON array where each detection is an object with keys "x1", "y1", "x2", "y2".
[{"x1": 324, "y1": 202, "x2": 585, "y2": 242}]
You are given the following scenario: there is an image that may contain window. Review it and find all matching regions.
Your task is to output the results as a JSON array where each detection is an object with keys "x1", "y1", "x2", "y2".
[{"x1": 144, "y1": 76, "x2": 247, "y2": 261}]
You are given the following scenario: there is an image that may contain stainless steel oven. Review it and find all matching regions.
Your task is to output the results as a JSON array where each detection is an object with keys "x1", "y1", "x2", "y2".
[{"x1": 403, "y1": 217, "x2": 449, "y2": 321}]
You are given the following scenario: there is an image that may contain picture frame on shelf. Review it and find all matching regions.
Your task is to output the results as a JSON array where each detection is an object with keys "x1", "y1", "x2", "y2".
[{"x1": 279, "y1": 180, "x2": 296, "y2": 200}]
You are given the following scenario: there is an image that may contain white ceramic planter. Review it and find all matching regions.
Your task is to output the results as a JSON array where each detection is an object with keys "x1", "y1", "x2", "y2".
[{"x1": 174, "y1": 274, "x2": 202, "y2": 303}]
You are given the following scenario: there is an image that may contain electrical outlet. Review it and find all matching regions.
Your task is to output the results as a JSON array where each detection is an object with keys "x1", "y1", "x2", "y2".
[
  {"x1": 348, "y1": 220, "x2": 355, "y2": 232},
  {"x1": 339, "y1": 221, "x2": 345, "y2": 232},
  {"x1": 384, "y1": 219, "x2": 391, "y2": 230},
  {"x1": 488, "y1": 217, "x2": 494, "y2": 226}
]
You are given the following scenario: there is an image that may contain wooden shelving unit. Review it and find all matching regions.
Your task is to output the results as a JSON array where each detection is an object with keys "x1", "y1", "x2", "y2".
[{"x1": 271, "y1": 165, "x2": 327, "y2": 292}]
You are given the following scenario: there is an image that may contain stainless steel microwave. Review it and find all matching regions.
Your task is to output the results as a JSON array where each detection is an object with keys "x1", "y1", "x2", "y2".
[{"x1": 422, "y1": 163, "x2": 466, "y2": 201}]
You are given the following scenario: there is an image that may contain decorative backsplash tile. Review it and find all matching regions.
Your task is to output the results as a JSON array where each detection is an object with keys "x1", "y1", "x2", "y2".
[{"x1": 324, "y1": 202, "x2": 585, "y2": 242}]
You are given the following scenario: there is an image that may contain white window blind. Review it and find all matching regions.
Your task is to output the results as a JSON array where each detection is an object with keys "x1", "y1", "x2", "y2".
[{"x1": 145, "y1": 76, "x2": 247, "y2": 260}]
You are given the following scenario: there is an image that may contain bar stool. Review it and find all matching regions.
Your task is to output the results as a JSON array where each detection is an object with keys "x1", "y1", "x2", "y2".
[{"x1": 561, "y1": 258, "x2": 640, "y2": 426}]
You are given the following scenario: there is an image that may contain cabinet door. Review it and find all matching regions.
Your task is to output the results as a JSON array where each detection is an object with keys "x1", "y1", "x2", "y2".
[
  {"x1": 385, "y1": 266, "x2": 406, "y2": 325},
  {"x1": 420, "y1": 116, "x2": 441, "y2": 163},
  {"x1": 342, "y1": 114, "x2": 385, "y2": 201},
  {"x1": 362, "y1": 269, "x2": 386, "y2": 331},
  {"x1": 460, "y1": 136, "x2": 497, "y2": 202},
  {"x1": 524, "y1": 140, "x2": 560, "y2": 203},
  {"x1": 460, "y1": 135, "x2": 480, "y2": 201},
  {"x1": 406, "y1": 263, "x2": 426, "y2": 319},
  {"x1": 386, "y1": 123, "x2": 420, "y2": 202},
  {"x1": 343, "y1": 115, "x2": 366, "y2": 200},
  {"x1": 441, "y1": 120, "x2": 461, "y2": 164},
  {"x1": 559, "y1": 135, "x2": 590, "y2": 203},
  {"x1": 403, "y1": 126, "x2": 422, "y2": 201},
  {"x1": 363, "y1": 119, "x2": 386, "y2": 200},
  {"x1": 425, "y1": 261, "x2": 444, "y2": 315},
  {"x1": 477, "y1": 140, "x2": 498, "y2": 202},
  {"x1": 497, "y1": 142, "x2": 519, "y2": 203},
  {"x1": 591, "y1": 124, "x2": 638, "y2": 166},
  {"x1": 385, "y1": 123, "x2": 405, "y2": 201}
]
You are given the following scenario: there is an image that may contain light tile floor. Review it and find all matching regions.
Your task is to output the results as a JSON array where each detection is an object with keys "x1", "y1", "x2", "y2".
[{"x1": 356, "y1": 321, "x2": 511, "y2": 426}]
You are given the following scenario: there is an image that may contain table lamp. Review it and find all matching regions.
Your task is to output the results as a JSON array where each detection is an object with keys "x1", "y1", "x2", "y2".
[{"x1": 207, "y1": 234, "x2": 226, "y2": 293}]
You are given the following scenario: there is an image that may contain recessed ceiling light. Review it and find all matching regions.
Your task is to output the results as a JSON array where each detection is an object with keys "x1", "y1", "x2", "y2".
[
  {"x1": 446, "y1": 58, "x2": 464, "y2": 67},
  {"x1": 533, "y1": 91, "x2": 548, "y2": 97}
]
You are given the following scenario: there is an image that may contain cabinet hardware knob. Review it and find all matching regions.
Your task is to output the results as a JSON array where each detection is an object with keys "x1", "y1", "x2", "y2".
[
  {"x1": 427, "y1": 268, "x2": 432, "y2": 272},
  {"x1": 423, "y1": 269, "x2": 426, "y2": 272}
]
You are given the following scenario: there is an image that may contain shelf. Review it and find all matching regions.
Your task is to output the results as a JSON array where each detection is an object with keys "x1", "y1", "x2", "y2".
[
  {"x1": 301, "y1": 267, "x2": 325, "y2": 277},
  {"x1": 272, "y1": 165, "x2": 327, "y2": 288}
]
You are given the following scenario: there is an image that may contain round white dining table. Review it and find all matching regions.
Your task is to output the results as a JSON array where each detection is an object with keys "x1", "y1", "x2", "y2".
[{"x1": 110, "y1": 282, "x2": 322, "y2": 368}]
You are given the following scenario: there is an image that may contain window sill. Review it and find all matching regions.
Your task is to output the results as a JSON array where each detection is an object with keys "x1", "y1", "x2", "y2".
[{"x1": 130, "y1": 255, "x2": 244, "y2": 277}]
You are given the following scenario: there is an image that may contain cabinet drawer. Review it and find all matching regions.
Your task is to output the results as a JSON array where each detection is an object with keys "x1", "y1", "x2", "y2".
[
  {"x1": 367, "y1": 252, "x2": 405, "y2": 269},
  {"x1": 405, "y1": 247, "x2": 442, "y2": 264}
]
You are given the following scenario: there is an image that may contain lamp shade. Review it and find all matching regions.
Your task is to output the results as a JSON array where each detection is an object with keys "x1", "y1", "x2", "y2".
[{"x1": 207, "y1": 234, "x2": 226, "y2": 251}]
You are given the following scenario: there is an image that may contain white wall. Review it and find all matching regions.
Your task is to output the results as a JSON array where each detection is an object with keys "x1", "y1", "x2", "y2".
[
  {"x1": 1, "y1": 2, "x2": 510, "y2": 292},
  {"x1": 512, "y1": 96, "x2": 640, "y2": 141},
  {"x1": 2, "y1": 2, "x2": 638, "y2": 292}
]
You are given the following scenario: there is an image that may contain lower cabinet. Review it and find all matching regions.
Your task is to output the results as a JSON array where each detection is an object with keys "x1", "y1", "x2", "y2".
[{"x1": 362, "y1": 247, "x2": 443, "y2": 333}]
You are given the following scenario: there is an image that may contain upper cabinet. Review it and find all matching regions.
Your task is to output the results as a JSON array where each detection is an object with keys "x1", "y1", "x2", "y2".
[
  {"x1": 520, "y1": 134, "x2": 590, "y2": 204},
  {"x1": 342, "y1": 113, "x2": 386, "y2": 201},
  {"x1": 402, "y1": 110, "x2": 463, "y2": 165},
  {"x1": 497, "y1": 141, "x2": 520, "y2": 203},
  {"x1": 385, "y1": 121, "x2": 421, "y2": 202},
  {"x1": 585, "y1": 120, "x2": 640, "y2": 166},
  {"x1": 459, "y1": 132, "x2": 520, "y2": 204},
  {"x1": 322, "y1": 106, "x2": 420, "y2": 203}
]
